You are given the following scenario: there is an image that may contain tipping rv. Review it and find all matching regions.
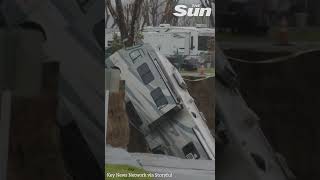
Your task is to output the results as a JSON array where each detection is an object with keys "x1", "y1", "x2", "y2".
[{"x1": 106, "y1": 44, "x2": 215, "y2": 160}]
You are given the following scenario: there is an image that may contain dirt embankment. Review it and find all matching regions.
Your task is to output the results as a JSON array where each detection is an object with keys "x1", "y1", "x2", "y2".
[
  {"x1": 227, "y1": 50, "x2": 320, "y2": 180},
  {"x1": 185, "y1": 77, "x2": 215, "y2": 130}
]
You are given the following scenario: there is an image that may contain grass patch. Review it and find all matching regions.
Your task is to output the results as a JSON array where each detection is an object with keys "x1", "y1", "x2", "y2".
[{"x1": 105, "y1": 165, "x2": 152, "y2": 180}]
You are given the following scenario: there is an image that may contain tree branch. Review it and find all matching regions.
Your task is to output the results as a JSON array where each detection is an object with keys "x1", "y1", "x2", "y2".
[
  {"x1": 114, "y1": 0, "x2": 129, "y2": 44},
  {"x1": 128, "y1": 0, "x2": 143, "y2": 45},
  {"x1": 106, "y1": 0, "x2": 117, "y2": 19}
]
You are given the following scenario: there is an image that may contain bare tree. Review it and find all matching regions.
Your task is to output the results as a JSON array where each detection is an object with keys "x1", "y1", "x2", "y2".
[
  {"x1": 141, "y1": 0, "x2": 151, "y2": 27},
  {"x1": 106, "y1": 6, "x2": 110, "y2": 25},
  {"x1": 105, "y1": 0, "x2": 118, "y2": 28},
  {"x1": 114, "y1": 0, "x2": 129, "y2": 43},
  {"x1": 128, "y1": 0, "x2": 143, "y2": 45},
  {"x1": 149, "y1": 0, "x2": 166, "y2": 26},
  {"x1": 160, "y1": 0, "x2": 179, "y2": 25},
  {"x1": 106, "y1": 0, "x2": 117, "y2": 20},
  {"x1": 124, "y1": 4, "x2": 131, "y2": 27},
  {"x1": 106, "y1": 0, "x2": 144, "y2": 46}
]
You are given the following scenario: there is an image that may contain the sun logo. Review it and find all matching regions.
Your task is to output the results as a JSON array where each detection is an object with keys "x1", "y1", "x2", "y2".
[{"x1": 173, "y1": 4, "x2": 212, "y2": 17}]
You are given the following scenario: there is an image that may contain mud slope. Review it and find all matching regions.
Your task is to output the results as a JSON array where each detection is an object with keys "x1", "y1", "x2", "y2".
[
  {"x1": 228, "y1": 50, "x2": 320, "y2": 180},
  {"x1": 185, "y1": 77, "x2": 215, "y2": 130}
]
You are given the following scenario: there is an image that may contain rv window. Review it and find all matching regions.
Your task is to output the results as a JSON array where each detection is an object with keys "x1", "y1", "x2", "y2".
[
  {"x1": 198, "y1": 36, "x2": 210, "y2": 51},
  {"x1": 151, "y1": 87, "x2": 168, "y2": 108},
  {"x1": 183, "y1": 142, "x2": 200, "y2": 159},
  {"x1": 137, "y1": 63, "x2": 154, "y2": 85},
  {"x1": 130, "y1": 49, "x2": 145, "y2": 64}
]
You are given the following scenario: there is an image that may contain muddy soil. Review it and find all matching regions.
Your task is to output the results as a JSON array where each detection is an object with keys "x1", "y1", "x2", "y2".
[
  {"x1": 228, "y1": 50, "x2": 320, "y2": 180},
  {"x1": 185, "y1": 77, "x2": 215, "y2": 130}
]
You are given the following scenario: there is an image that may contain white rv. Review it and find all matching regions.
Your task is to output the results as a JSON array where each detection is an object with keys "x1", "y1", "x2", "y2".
[
  {"x1": 143, "y1": 24, "x2": 214, "y2": 58},
  {"x1": 105, "y1": 24, "x2": 215, "y2": 59}
]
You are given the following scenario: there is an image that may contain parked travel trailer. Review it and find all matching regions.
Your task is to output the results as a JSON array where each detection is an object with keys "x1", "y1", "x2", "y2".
[{"x1": 105, "y1": 24, "x2": 215, "y2": 60}]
